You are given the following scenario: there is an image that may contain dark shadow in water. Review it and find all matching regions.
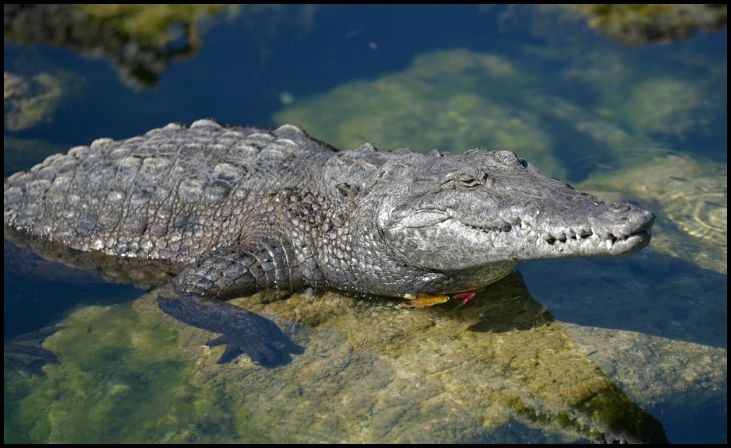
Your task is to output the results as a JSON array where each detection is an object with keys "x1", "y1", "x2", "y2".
[
  {"x1": 4, "y1": 324, "x2": 62, "y2": 372},
  {"x1": 519, "y1": 248, "x2": 727, "y2": 349},
  {"x1": 4, "y1": 239, "x2": 143, "y2": 339},
  {"x1": 650, "y1": 398, "x2": 728, "y2": 445},
  {"x1": 157, "y1": 292, "x2": 304, "y2": 367},
  {"x1": 412, "y1": 271, "x2": 669, "y2": 444}
]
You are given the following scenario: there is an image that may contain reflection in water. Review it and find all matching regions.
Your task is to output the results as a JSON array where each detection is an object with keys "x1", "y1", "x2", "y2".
[
  {"x1": 3, "y1": 71, "x2": 67, "y2": 131},
  {"x1": 568, "y1": 4, "x2": 727, "y2": 45},
  {"x1": 4, "y1": 4, "x2": 228, "y2": 89},
  {"x1": 3, "y1": 5, "x2": 319, "y2": 90}
]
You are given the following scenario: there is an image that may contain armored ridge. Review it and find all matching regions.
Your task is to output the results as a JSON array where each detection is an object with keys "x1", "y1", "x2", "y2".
[
  {"x1": 4, "y1": 119, "x2": 655, "y2": 365},
  {"x1": 4, "y1": 120, "x2": 333, "y2": 263}
]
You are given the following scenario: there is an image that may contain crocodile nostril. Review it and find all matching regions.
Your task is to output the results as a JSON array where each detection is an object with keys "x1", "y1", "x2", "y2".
[
  {"x1": 494, "y1": 150, "x2": 521, "y2": 166},
  {"x1": 610, "y1": 203, "x2": 632, "y2": 213}
]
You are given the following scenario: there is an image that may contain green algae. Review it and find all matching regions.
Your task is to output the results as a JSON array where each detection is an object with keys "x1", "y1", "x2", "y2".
[{"x1": 3, "y1": 299, "x2": 269, "y2": 443}]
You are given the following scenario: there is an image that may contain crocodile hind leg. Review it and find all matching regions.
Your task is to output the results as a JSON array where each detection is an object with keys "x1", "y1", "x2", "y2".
[{"x1": 158, "y1": 239, "x2": 304, "y2": 366}]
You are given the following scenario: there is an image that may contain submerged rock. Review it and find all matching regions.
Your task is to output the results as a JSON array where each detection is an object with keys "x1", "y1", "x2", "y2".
[
  {"x1": 275, "y1": 45, "x2": 724, "y2": 182},
  {"x1": 5, "y1": 273, "x2": 670, "y2": 443},
  {"x1": 275, "y1": 49, "x2": 567, "y2": 179}
]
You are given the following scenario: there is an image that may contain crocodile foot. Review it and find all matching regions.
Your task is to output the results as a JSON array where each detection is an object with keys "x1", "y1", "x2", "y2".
[
  {"x1": 157, "y1": 294, "x2": 304, "y2": 367},
  {"x1": 398, "y1": 294, "x2": 450, "y2": 308},
  {"x1": 452, "y1": 289, "x2": 485, "y2": 305}
]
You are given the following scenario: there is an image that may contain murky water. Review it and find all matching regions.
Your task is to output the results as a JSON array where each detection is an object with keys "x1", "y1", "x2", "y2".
[{"x1": 4, "y1": 5, "x2": 727, "y2": 443}]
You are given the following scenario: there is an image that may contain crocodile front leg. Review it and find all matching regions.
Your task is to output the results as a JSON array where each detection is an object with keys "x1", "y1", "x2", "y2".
[{"x1": 158, "y1": 239, "x2": 304, "y2": 366}]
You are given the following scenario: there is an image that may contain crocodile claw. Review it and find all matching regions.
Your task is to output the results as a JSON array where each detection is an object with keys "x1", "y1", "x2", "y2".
[
  {"x1": 452, "y1": 288, "x2": 485, "y2": 305},
  {"x1": 157, "y1": 294, "x2": 304, "y2": 367}
]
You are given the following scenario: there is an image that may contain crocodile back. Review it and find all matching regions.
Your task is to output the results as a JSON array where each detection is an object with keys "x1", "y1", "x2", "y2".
[{"x1": 4, "y1": 120, "x2": 335, "y2": 263}]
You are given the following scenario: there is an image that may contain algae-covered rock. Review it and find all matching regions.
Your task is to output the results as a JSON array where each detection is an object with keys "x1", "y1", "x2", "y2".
[
  {"x1": 4, "y1": 71, "x2": 66, "y2": 131},
  {"x1": 6, "y1": 273, "x2": 669, "y2": 443},
  {"x1": 563, "y1": 324, "x2": 726, "y2": 410},
  {"x1": 197, "y1": 285, "x2": 661, "y2": 442},
  {"x1": 275, "y1": 49, "x2": 567, "y2": 179},
  {"x1": 3, "y1": 298, "x2": 270, "y2": 443},
  {"x1": 570, "y1": 4, "x2": 727, "y2": 45},
  {"x1": 9, "y1": 249, "x2": 725, "y2": 443},
  {"x1": 579, "y1": 152, "x2": 727, "y2": 273}
]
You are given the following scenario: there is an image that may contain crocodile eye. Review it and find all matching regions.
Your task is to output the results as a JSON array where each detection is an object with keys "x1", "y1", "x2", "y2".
[{"x1": 456, "y1": 173, "x2": 482, "y2": 188}]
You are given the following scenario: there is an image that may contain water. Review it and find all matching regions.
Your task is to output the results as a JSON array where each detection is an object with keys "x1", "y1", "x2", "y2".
[{"x1": 4, "y1": 5, "x2": 727, "y2": 443}]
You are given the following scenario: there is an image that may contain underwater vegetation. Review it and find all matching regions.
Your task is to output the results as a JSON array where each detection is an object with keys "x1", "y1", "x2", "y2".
[
  {"x1": 276, "y1": 49, "x2": 567, "y2": 179},
  {"x1": 276, "y1": 44, "x2": 724, "y2": 181}
]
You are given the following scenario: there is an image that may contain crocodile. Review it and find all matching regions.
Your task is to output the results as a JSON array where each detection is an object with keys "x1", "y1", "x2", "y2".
[{"x1": 4, "y1": 119, "x2": 655, "y2": 365}]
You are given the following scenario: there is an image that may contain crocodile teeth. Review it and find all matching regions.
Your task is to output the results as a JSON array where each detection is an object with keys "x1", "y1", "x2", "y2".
[{"x1": 605, "y1": 239, "x2": 613, "y2": 250}]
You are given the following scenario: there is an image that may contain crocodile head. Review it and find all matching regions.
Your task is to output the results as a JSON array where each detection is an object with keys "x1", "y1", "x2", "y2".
[{"x1": 376, "y1": 149, "x2": 655, "y2": 272}]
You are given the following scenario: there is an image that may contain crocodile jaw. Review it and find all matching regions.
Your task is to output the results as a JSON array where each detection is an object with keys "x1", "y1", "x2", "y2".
[{"x1": 382, "y1": 204, "x2": 654, "y2": 271}]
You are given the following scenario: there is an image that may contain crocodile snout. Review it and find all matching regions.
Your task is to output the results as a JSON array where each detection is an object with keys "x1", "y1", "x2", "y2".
[{"x1": 591, "y1": 202, "x2": 655, "y2": 240}]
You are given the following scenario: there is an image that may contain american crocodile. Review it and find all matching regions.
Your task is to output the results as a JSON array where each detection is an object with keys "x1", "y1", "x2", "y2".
[{"x1": 4, "y1": 119, "x2": 655, "y2": 365}]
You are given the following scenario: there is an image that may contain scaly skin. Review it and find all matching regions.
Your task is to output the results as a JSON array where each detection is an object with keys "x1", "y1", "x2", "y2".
[{"x1": 4, "y1": 119, "x2": 655, "y2": 365}]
